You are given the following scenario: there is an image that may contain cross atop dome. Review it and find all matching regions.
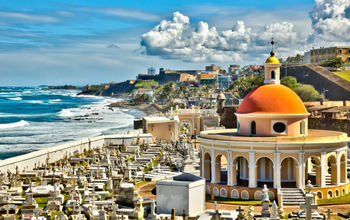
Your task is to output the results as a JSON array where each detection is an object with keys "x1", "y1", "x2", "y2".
[
  {"x1": 269, "y1": 37, "x2": 275, "y2": 56},
  {"x1": 264, "y1": 38, "x2": 281, "y2": 84}
]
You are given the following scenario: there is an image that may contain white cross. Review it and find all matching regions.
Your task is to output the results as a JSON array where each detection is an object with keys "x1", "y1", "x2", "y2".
[{"x1": 300, "y1": 194, "x2": 318, "y2": 220}]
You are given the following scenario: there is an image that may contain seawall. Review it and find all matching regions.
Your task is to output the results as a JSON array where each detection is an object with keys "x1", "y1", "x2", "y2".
[{"x1": 0, "y1": 132, "x2": 152, "y2": 173}]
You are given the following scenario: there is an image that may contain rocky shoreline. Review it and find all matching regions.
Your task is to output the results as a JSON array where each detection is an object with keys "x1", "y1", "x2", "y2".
[{"x1": 108, "y1": 102, "x2": 164, "y2": 116}]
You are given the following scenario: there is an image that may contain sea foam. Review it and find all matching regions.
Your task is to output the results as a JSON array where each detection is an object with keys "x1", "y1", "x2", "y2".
[
  {"x1": 0, "y1": 120, "x2": 29, "y2": 130},
  {"x1": 7, "y1": 97, "x2": 22, "y2": 101}
]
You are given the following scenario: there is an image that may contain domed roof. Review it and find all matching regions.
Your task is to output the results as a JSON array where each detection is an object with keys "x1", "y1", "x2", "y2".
[
  {"x1": 236, "y1": 84, "x2": 308, "y2": 115},
  {"x1": 265, "y1": 56, "x2": 280, "y2": 64}
]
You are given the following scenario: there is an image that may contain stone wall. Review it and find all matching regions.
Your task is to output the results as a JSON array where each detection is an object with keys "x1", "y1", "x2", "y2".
[
  {"x1": 280, "y1": 64, "x2": 350, "y2": 100},
  {"x1": 309, "y1": 117, "x2": 350, "y2": 136},
  {"x1": 0, "y1": 133, "x2": 152, "y2": 173}
]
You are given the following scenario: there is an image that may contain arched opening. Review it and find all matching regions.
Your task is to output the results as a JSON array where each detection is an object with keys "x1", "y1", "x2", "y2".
[
  {"x1": 204, "y1": 153, "x2": 211, "y2": 182},
  {"x1": 280, "y1": 157, "x2": 298, "y2": 188},
  {"x1": 180, "y1": 120, "x2": 192, "y2": 136},
  {"x1": 340, "y1": 154, "x2": 347, "y2": 183},
  {"x1": 215, "y1": 155, "x2": 228, "y2": 184},
  {"x1": 271, "y1": 70, "x2": 276, "y2": 79},
  {"x1": 305, "y1": 156, "x2": 321, "y2": 187},
  {"x1": 316, "y1": 191, "x2": 323, "y2": 199},
  {"x1": 256, "y1": 157, "x2": 274, "y2": 188},
  {"x1": 327, "y1": 155, "x2": 337, "y2": 185},
  {"x1": 233, "y1": 156, "x2": 249, "y2": 186},
  {"x1": 327, "y1": 190, "x2": 333, "y2": 199},
  {"x1": 250, "y1": 121, "x2": 256, "y2": 135}
]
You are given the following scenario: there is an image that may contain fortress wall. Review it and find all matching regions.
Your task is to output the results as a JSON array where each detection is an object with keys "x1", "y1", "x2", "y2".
[{"x1": 0, "y1": 133, "x2": 152, "y2": 173}]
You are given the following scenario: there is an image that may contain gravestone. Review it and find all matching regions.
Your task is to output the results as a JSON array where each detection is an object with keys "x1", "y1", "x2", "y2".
[{"x1": 261, "y1": 185, "x2": 270, "y2": 217}]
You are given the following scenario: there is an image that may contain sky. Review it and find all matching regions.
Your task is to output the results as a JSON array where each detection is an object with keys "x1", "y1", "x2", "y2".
[{"x1": 0, "y1": 0, "x2": 349, "y2": 86}]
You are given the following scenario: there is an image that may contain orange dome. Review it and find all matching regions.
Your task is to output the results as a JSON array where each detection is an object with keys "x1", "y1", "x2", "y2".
[{"x1": 236, "y1": 84, "x2": 308, "y2": 114}]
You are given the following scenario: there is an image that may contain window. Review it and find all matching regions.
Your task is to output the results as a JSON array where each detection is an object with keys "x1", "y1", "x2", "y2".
[
  {"x1": 251, "y1": 121, "x2": 256, "y2": 135},
  {"x1": 273, "y1": 122, "x2": 286, "y2": 133},
  {"x1": 339, "y1": 49, "x2": 342, "y2": 54},
  {"x1": 237, "y1": 120, "x2": 240, "y2": 133},
  {"x1": 300, "y1": 121, "x2": 305, "y2": 135},
  {"x1": 271, "y1": 70, "x2": 276, "y2": 79}
]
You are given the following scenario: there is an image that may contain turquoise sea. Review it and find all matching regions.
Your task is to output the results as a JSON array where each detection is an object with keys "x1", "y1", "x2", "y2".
[{"x1": 0, "y1": 87, "x2": 143, "y2": 160}]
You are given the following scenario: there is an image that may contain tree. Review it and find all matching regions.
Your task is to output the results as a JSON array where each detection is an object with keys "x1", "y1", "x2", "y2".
[
  {"x1": 226, "y1": 76, "x2": 264, "y2": 99},
  {"x1": 293, "y1": 84, "x2": 320, "y2": 101},
  {"x1": 319, "y1": 57, "x2": 344, "y2": 69},
  {"x1": 281, "y1": 76, "x2": 298, "y2": 89}
]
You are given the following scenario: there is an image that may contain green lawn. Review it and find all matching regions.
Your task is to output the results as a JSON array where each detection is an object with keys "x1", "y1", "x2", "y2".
[
  {"x1": 206, "y1": 195, "x2": 272, "y2": 205},
  {"x1": 318, "y1": 192, "x2": 350, "y2": 205},
  {"x1": 334, "y1": 70, "x2": 350, "y2": 82}
]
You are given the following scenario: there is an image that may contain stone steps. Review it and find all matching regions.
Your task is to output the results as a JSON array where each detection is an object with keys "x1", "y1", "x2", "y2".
[{"x1": 280, "y1": 188, "x2": 305, "y2": 206}]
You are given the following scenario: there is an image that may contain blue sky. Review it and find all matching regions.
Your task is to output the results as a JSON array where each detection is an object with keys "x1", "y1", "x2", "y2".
[{"x1": 0, "y1": 0, "x2": 346, "y2": 86}]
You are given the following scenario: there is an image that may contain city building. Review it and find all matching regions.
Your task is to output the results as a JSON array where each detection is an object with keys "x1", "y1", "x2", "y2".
[
  {"x1": 228, "y1": 65, "x2": 240, "y2": 74},
  {"x1": 142, "y1": 116, "x2": 179, "y2": 142},
  {"x1": 198, "y1": 51, "x2": 349, "y2": 203},
  {"x1": 309, "y1": 46, "x2": 350, "y2": 64},
  {"x1": 218, "y1": 75, "x2": 232, "y2": 89},
  {"x1": 205, "y1": 64, "x2": 221, "y2": 73},
  {"x1": 198, "y1": 74, "x2": 217, "y2": 86}
]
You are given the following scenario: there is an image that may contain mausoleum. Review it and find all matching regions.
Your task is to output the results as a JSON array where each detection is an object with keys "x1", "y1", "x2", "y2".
[{"x1": 198, "y1": 50, "x2": 349, "y2": 203}]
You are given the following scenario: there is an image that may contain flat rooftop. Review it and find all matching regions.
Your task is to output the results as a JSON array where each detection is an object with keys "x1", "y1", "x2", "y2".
[{"x1": 199, "y1": 129, "x2": 349, "y2": 144}]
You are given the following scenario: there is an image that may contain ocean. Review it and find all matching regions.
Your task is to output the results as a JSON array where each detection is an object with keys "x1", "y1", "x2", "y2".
[{"x1": 0, "y1": 87, "x2": 144, "y2": 160}]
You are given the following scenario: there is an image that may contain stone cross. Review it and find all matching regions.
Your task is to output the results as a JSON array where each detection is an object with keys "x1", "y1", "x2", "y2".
[
  {"x1": 300, "y1": 194, "x2": 318, "y2": 220},
  {"x1": 326, "y1": 208, "x2": 332, "y2": 219},
  {"x1": 236, "y1": 206, "x2": 244, "y2": 220}
]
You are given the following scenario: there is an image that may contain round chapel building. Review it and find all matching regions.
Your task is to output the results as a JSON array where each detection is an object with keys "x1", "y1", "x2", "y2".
[{"x1": 198, "y1": 52, "x2": 349, "y2": 203}]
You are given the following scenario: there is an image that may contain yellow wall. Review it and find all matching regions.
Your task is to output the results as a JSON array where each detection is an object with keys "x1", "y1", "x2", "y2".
[{"x1": 147, "y1": 121, "x2": 176, "y2": 142}]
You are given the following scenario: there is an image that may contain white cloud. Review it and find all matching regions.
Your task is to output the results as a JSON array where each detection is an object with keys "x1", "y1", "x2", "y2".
[
  {"x1": 309, "y1": 0, "x2": 350, "y2": 45},
  {"x1": 140, "y1": 12, "x2": 301, "y2": 63},
  {"x1": 0, "y1": 11, "x2": 58, "y2": 24},
  {"x1": 80, "y1": 7, "x2": 161, "y2": 22}
]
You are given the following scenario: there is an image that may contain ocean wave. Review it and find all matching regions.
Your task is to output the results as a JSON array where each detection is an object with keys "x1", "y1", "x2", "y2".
[
  {"x1": 48, "y1": 99, "x2": 62, "y2": 103},
  {"x1": 7, "y1": 97, "x2": 22, "y2": 101},
  {"x1": 24, "y1": 100, "x2": 44, "y2": 104},
  {"x1": 58, "y1": 109, "x2": 74, "y2": 117},
  {"x1": 0, "y1": 120, "x2": 29, "y2": 130}
]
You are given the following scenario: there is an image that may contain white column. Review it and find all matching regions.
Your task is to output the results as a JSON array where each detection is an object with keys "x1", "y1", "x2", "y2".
[
  {"x1": 336, "y1": 151, "x2": 341, "y2": 185},
  {"x1": 211, "y1": 148, "x2": 215, "y2": 183},
  {"x1": 274, "y1": 152, "x2": 281, "y2": 189},
  {"x1": 248, "y1": 151, "x2": 256, "y2": 188},
  {"x1": 298, "y1": 152, "x2": 304, "y2": 189},
  {"x1": 201, "y1": 147, "x2": 205, "y2": 178},
  {"x1": 228, "y1": 150, "x2": 233, "y2": 185},
  {"x1": 320, "y1": 152, "x2": 326, "y2": 187}
]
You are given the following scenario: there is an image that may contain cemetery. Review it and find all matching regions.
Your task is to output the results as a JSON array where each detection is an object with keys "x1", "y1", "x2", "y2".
[{"x1": 0, "y1": 52, "x2": 349, "y2": 219}]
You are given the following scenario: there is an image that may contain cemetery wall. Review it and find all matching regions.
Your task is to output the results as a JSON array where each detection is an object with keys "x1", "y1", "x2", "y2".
[
  {"x1": 206, "y1": 183, "x2": 278, "y2": 202},
  {"x1": 0, "y1": 133, "x2": 152, "y2": 173},
  {"x1": 311, "y1": 182, "x2": 350, "y2": 200}
]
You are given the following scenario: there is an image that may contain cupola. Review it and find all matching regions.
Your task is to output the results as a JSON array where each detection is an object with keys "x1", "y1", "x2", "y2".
[{"x1": 264, "y1": 39, "x2": 281, "y2": 85}]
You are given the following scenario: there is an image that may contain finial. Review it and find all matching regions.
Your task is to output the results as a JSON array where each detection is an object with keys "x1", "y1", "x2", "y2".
[{"x1": 269, "y1": 37, "x2": 275, "y2": 56}]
